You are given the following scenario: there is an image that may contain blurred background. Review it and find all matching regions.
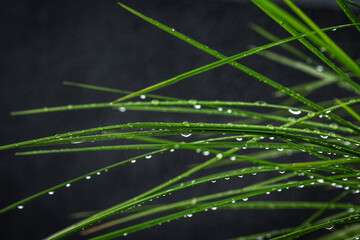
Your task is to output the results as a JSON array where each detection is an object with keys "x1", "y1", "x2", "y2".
[{"x1": 1, "y1": 0, "x2": 359, "y2": 239}]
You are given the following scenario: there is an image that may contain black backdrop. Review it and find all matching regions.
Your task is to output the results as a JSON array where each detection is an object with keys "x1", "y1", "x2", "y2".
[{"x1": 1, "y1": 1, "x2": 359, "y2": 239}]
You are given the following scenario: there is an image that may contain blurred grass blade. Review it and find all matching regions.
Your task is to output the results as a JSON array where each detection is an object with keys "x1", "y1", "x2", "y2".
[{"x1": 335, "y1": 98, "x2": 360, "y2": 123}]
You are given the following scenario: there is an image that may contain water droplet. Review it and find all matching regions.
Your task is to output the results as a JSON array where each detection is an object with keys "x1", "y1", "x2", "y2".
[
  {"x1": 230, "y1": 156, "x2": 236, "y2": 161},
  {"x1": 211, "y1": 180, "x2": 216, "y2": 183},
  {"x1": 17, "y1": 205, "x2": 24, "y2": 209},
  {"x1": 320, "y1": 135, "x2": 328, "y2": 139},
  {"x1": 331, "y1": 28, "x2": 337, "y2": 31},
  {"x1": 231, "y1": 199, "x2": 236, "y2": 203},
  {"x1": 187, "y1": 214, "x2": 193, "y2": 217},
  {"x1": 266, "y1": 192, "x2": 270, "y2": 195},
  {"x1": 298, "y1": 185, "x2": 304, "y2": 188},
  {"x1": 140, "y1": 95, "x2": 146, "y2": 99},
  {"x1": 211, "y1": 206, "x2": 217, "y2": 210},
  {"x1": 216, "y1": 153, "x2": 223, "y2": 159},
  {"x1": 217, "y1": 107, "x2": 223, "y2": 112},
  {"x1": 320, "y1": 47, "x2": 326, "y2": 52},
  {"x1": 195, "y1": 149, "x2": 201, "y2": 153},
  {"x1": 181, "y1": 133, "x2": 192, "y2": 137},
  {"x1": 236, "y1": 138, "x2": 243, "y2": 141},
  {"x1": 238, "y1": 175, "x2": 243, "y2": 178},
  {"x1": 227, "y1": 109, "x2": 232, "y2": 113},
  {"x1": 182, "y1": 121, "x2": 190, "y2": 127},
  {"x1": 288, "y1": 109, "x2": 301, "y2": 115},
  {"x1": 48, "y1": 191, "x2": 55, "y2": 195},
  {"x1": 66, "y1": 183, "x2": 71, "y2": 187},
  {"x1": 316, "y1": 65, "x2": 324, "y2": 72},
  {"x1": 202, "y1": 151, "x2": 210, "y2": 156},
  {"x1": 242, "y1": 198, "x2": 248, "y2": 201},
  {"x1": 118, "y1": 107, "x2": 126, "y2": 112},
  {"x1": 317, "y1": 179, "x2": 324, "y2": 183},
  {"x1": 325, "y1": 225, "x2": 334, "y2": 230},
  {"x1": 86, "y1": 176, "x2": 91, "y2": 180},
  {"x1": 266, "y1": 124, "x2": 274, "y2": 130},
  {"x1": 123, "y1": 233, "x2": 128, "y2": 236},
  {"x1": 151, "y1": 100, "x2": 160, "y2": 105},
  {"x1": 279, "y1": 171, "x2": 285, "y2": 174},
  {"x1": 193, "y1": 104, "x2": 201, "y2": 109},
  {"x1": 252, "y1": 173, "x2": 257, "y2": 175},
  {"x1": 225, "y1": 177, "x2": 230, "y2": 180},
  {"x1": 131, "y1": 159, "x2": 136, "y2": 163},
  {"x1": 277, "y1": 148, "x2": 284, "y2": 152}
]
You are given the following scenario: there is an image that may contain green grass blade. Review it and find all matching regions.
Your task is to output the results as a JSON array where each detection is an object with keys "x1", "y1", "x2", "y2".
[{"x1": 336, "y1": 0, "x2": 360, "y2": 32}]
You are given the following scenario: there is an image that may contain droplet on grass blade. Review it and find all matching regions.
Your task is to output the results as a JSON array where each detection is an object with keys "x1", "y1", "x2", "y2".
[
  {"x1": 181, "y1": 133, "x2": 192, "y2": 137},
  {"x1": 288, "y1": 109, "x2": 301, "y2": 115},
  {"x1": 118, "y1": 107, "x2": 126, "y2": 112}
]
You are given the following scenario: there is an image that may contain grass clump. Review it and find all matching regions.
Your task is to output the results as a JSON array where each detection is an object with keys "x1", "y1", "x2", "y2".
[{"x1": 2, "y1": 0, "x2": 360, "y2": 239}]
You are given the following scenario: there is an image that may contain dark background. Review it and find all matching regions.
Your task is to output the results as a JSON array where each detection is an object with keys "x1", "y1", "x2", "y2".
[{"x1": 1, "y1": 0, "x2": 359, "y2": 239}]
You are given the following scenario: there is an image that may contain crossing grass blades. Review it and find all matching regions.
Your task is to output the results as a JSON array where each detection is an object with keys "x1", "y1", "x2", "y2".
[{"x1": 2, "y1": 0, "x2": 360, "y2": 239}]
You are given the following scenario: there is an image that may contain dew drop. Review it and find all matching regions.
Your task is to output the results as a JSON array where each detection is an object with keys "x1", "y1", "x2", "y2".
[
  {"x1": 48, "y1": 191, "x2": 55, "y2": 195},
  {"x1": 193, "y1": 104, "x2": 201, "y2": 109},
  {"x1": 211, "y1": 206, "x2": 217, "y2": 210},
  {"x1": 288, "y1": 109, "x2": 301, "y2": 115},
  {"x1": 202, "y1": 151, "x2": 210, "y2": 156},
  {"x1": 266, "y1": 124, "x2": 274, "y2": 130},
  {"x1": 217, "y1": 107, "x2": 223, "y2": 112},
  {"x1": 182, "y1": 121, "x2": 190, "y2": 127},
  {"x1": 230, "y1": 156, "x2": 236, "y2": 161},
  {"x1": 151, "y1": 100, "x2": 160, "y2": 105},
  {"x1": 140, "y1": 95, "x2": 146, "y2": 99},
  {"x1": 325, "y1": 225, "x2": 334, "y2": 230},
  {"x1": 118, "y1": 107, "x2": 126, "y2": 112},
  {"x1": 181, "y1": 133, "x2": 192, "y2": 137},
  {"x1": 316, "y1": 65, "x2": 324, "y2": 72},
  {"x1": 320, "y1": 135, "x2": 328, "y2": 139},
  {"x1": 66, "y1": 183, "x2": 71, "y2": 187},
  {"x1": 277, "y1": 148, "x2": 284, "y2": 152},
  {"x1": 236, "y1": 138, "x2": 243, "y2": 141},
  {"x1": 187, "y1": 214, "x2": 193, "y2": 217},
  {"x1": 317, "y1": 179, "x2": 324, "y2": 183},
  {"x1": 242, "y1": 198, "x2": 248, "y2": 201},
  {"x1": 225, "y1": 177, "x2": 230, "y2": 180},
  {"x1": 227, "y1": 109, "x2": 232, "y2": 113},
  {"x1": 145, "y1": 155, "x2": 152, "y2": 159},
  {"x1": 17, "y1": 205, "x2": 24, "y2": 209},
  {"x1": 86, "y1": 176, "x2": 91, "y2": 180},
  {"x1": 131, "y1": 160, "x2": 137, "y2": 164},
  {"x1": 211, "y1": 180, "x2": 216, "y2": 183},
  {"x1": 266, "y1": 192, "x2": 270, "y2": 195},
  {"x1": 216, "y1": 153, "x2": 223, "y2": 159}
]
